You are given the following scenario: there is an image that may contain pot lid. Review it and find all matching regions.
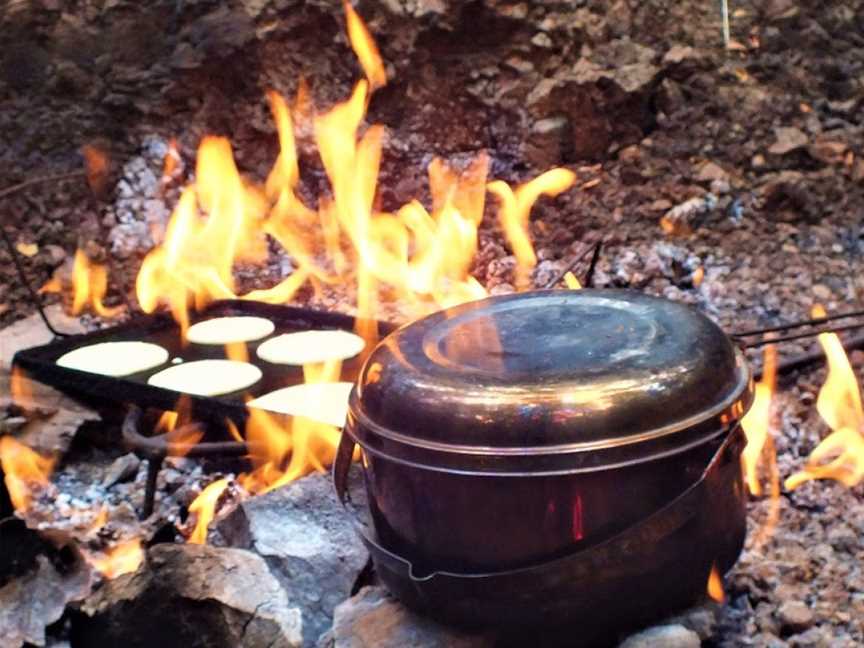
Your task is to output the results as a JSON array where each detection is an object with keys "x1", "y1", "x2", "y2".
[{"x1": 353, "y1": 289, "x2": 751, "y2": 454}]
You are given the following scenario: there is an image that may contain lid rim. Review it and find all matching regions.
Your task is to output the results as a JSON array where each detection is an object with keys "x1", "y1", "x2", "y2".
[{"x1": 348, "y1": 345, "x2": 753, "y2": 457}]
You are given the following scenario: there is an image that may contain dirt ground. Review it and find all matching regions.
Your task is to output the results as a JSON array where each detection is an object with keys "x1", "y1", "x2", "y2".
[{"x1": 1, "y1": 0, "x2": 863, "y2": 646}]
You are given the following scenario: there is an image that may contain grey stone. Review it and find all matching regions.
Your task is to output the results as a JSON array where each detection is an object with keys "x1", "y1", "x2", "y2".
[
  {"x1": 768, "y1": 127, "x2": 809, "y2": 156},
  {"x1": 777, "y1": 601, "x2": 814, "y2": 634},
  {"x1": 326, "y1": 586, "x2": 493, "y2": 648},
  {"x1": 102, "y1": 453, "x2": 141, "y2": 488},
  {"x1": 664, "y1": 603, "x2": 717, "y2": 640},
  {"x1": 77, "y1": 544, "x2": 302, "y2": 648},
  {"x1": 0, "y1": 556, "x2": 90, "y2": 648},
  {"x1": 618, "y1": 624, "x2": 700, "y2": 648},
  {"x1": 216, "y1": 472, "x2": 368, "y2": 646}
]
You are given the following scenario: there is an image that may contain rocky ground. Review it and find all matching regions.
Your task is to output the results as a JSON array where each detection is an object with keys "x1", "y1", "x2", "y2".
[{"x1": 2, "y1": 0, "x2": 864, "y2": 646}]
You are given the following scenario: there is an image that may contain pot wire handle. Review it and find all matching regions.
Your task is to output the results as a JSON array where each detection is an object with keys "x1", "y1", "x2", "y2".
[{"x1": 333, "y1": 428, "x2": 357, "y2": 505}]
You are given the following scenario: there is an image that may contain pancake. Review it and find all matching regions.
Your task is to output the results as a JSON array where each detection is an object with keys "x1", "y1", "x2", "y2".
[
  {"x1": 256, "y1": 330, "x2": 365, "y2": 365},
  {"x1": 186, "y1": 316, "x2": 275, "y2": 345},
  {"x1": 147, "y1": 359, "x2": 262, "y2": 396},
  {"x1": 57, "y1": 341, "x2": 169, "y2": 377},
  {"x1": 247, "y1": 382, "x2": 354, "y2": 428}
]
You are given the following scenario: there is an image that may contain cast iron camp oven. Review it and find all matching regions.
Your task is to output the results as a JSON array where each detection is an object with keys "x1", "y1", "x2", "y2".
[{"x1": 334, "y1": 289, "x2": 753, "y2": 639}]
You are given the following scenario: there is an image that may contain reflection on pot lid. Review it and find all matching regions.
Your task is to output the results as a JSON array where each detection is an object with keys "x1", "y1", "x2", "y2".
[{"x1": 354, "y1": 289, "x2": 752, "y2": 450}]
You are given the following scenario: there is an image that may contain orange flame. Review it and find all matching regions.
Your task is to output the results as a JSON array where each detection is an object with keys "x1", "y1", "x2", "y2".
[
  {"x1": 187, "y1": 478, "x2": 230, "y2": 544},
  {"x1": 40, "y1": 249, "x2": 122, "y2": 318},
  {"x1": 785, "y1": 305, "x2": 864, "y2": 489},
  {"x1": 343, "y1": 0, "x2": 386, "y2": 90},
  {"x1": 83, "y1": 538, "x2": 144, "y2": 579},
  {"x1": 707, "y1": 562, "x2": 725, "y2": 603},
  {"x1": 0, "y1": 436, "x2": 55, "y2": 512},
  {"x1": 741, "y1": 344, "x2": 777, "y2": 496},
  {"x1": 10, "y1": 366, "x2": 34, "y2": 406}
]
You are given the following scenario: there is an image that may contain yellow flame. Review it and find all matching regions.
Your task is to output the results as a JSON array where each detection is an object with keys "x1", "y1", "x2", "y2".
[
  {"x1": 0, "y1": 436, "x2": 55, "y2": 512},
  {"x1": 44, "y1": 249, "x2": 123, "y2": 318},
  {"x1": 130, "y1": 2, "x2": 576, "y2": 497},
  {"x1": 83, "y1": 538, "x2": 144, "y2": 579},
  {"x1": 563, "y1": 271, "x2": 582, "y2": 290},
  {"x1": 487, "y1": 168, "x2": 576, "y2": 289},
  {"x1": 741, "y1": 344, "x2": 777, "y2": 496},
  {"x1": 343, "y1": 0, "x2": 386, "y2": 90},
  {"x1": 188, "y1": 478, "x2": 230, "y2": 544},
  {"x1": 786, "y1": 305, "x2": 864, "y2": 489}
]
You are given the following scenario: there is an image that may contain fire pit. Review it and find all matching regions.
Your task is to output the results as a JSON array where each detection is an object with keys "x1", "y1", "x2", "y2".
[{"x1": 336, "y1": 289, "x2": 752, "y2": 638}]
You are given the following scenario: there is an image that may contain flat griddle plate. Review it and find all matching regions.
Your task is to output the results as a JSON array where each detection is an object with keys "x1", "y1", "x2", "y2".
[{"x1": 12, "y1": 300, "x2": 395, "y2": 425}]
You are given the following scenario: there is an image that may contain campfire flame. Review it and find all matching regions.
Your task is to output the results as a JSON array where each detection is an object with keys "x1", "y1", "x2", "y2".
[
  {"x1": 83, "y1": 538, "x2": 144, "y2": 579},
  {"x1": 10, "y1": 366, "x2": 34, "y2": 406},
  {"x1": 741, "y1": 344, "x2": 777, "y2": 496},
  {"x1": 135, "y1": 2, "x2": 573, "y2": 336},
  {"x1": 188, "y1": 478, "x2": 230, "y2": 544},
  {"x1": 786, "y1": 305, "x2": 864, "y2": 489},
  {"x1": 40, "y1": 248, "x2": 122, "y2": 318},
  {"x1": 0, "y1": 436, "x2": 55, "y2": 511},
  {"x1": 707, "y1": 562, "x2": 725, "y2": 603},
  {"x1": 564, "y1": 271, "x2": 582, "y2": 290}
]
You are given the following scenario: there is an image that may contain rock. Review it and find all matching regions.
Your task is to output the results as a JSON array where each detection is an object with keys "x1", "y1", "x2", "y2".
[
  {"x1": 664, "y1": 603, "x2": 717, "y2": 640},
  {"x1": 660, "y1": 194, "x2": 717, "y2": 237},
  {"x1": 618, "y1": 624, "x2": 701, "y2": 648},
  {"x1": 102, "y1": 453, "x2": 141, "y2": 488},
  {"x1": 326, "y1": 586, "x2": 493, "y2": 648},
  {"x1": 777, "y1": 601, "x2": 814, "y2": 634},
  {"x1": 697, "y1": 161, "x2": 729, "y2": 184},
  {"x1": 523, "y1": 116, "x2": 569, "y2": 168},
  {"x1": 75, "y1": 544, "x2": 303, "y2": 648},
  {"x1": 768, "y1": 127, "x2": 809, "y2": 155},
  {"x1": 807, "y1": 140, "x2": 847, "y2": 165},
  {"x1": 0, "y1": 555, "x2": 90, "y2": 648},
  {"x1": 215, "y1": 472, "x2": 368, "y2": 646}
]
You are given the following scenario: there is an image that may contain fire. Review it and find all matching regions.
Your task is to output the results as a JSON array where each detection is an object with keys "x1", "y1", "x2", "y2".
[
  {"x1": 10, "y1": 366, "x2": 34, "y2": 406},
  {"x1": 707, "y1": 562, "x2": 725, "y2": 603},
  {"x1": 240, "y1": 359, "x2": 345, "y2": 495},
  {"x1": 83, "y1": 538, "x2": 144, "y2": 579},
  {"x1": 487, "y1": 169, "x2": 576, "y2": 289},
  {"x1": 187, "y1": 478, "x2": 230, "y2": 544},
  {"x1": 343, "y1": 0, "x2": 386, "y2": 90},
  {"x1": 40, "y1": 248, "x2": 122, "y2": 318},
  {"x1": 135, "y1": 2, "x2": 574, "y2": 338},
  {"x1": 741, "y1": 344, "x2": 777, "y2": 496},
  {"x1": 786, "y1": 305, "x2": 864, "y2": 489},
  {"x1": 563, "y1": 271, "x2": 582, "y2": 290},
  {"x1": 0, "y1": 436, "x2": 55, "y2": 512}
]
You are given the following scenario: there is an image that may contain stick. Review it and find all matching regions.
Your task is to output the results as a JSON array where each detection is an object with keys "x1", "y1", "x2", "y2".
[
  {"x1": 0, "y1": 171, "x2": 86, "y2": 203},
  {"x1": 0, "y1": 225, "x2": 69, "y2": 337},
  {"x1": 721, "y1": 0, "x2": 730, "y2": 48}
]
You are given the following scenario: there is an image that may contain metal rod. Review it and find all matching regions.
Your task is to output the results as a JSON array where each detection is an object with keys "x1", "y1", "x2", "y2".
[
  {"x1": 541, "y1": 243, "x2": 596, "y2": 289},
  {"x1": 742, "y1": 322, "x2": 864, "y2": 348},
  {"x1": 0, "y1": 224, "x2": 69, "y2": 337},
  {"x1": 753, "y1": 332, "x2": 864, "y2": 380},
  {"x1": 732, "y1": 308, "x2": 864, "y2": 339},
  {"x1": 142, "y1": 456, "x2": 163, "y2": 519},
  {"x1": 583, "y1": 240, "x2": 602, "y2": 288}
]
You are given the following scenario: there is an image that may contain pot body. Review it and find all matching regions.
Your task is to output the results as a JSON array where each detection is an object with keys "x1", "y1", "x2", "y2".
[{"x1": 339, "y1": 421, "x2": 747, "y2": 633}]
